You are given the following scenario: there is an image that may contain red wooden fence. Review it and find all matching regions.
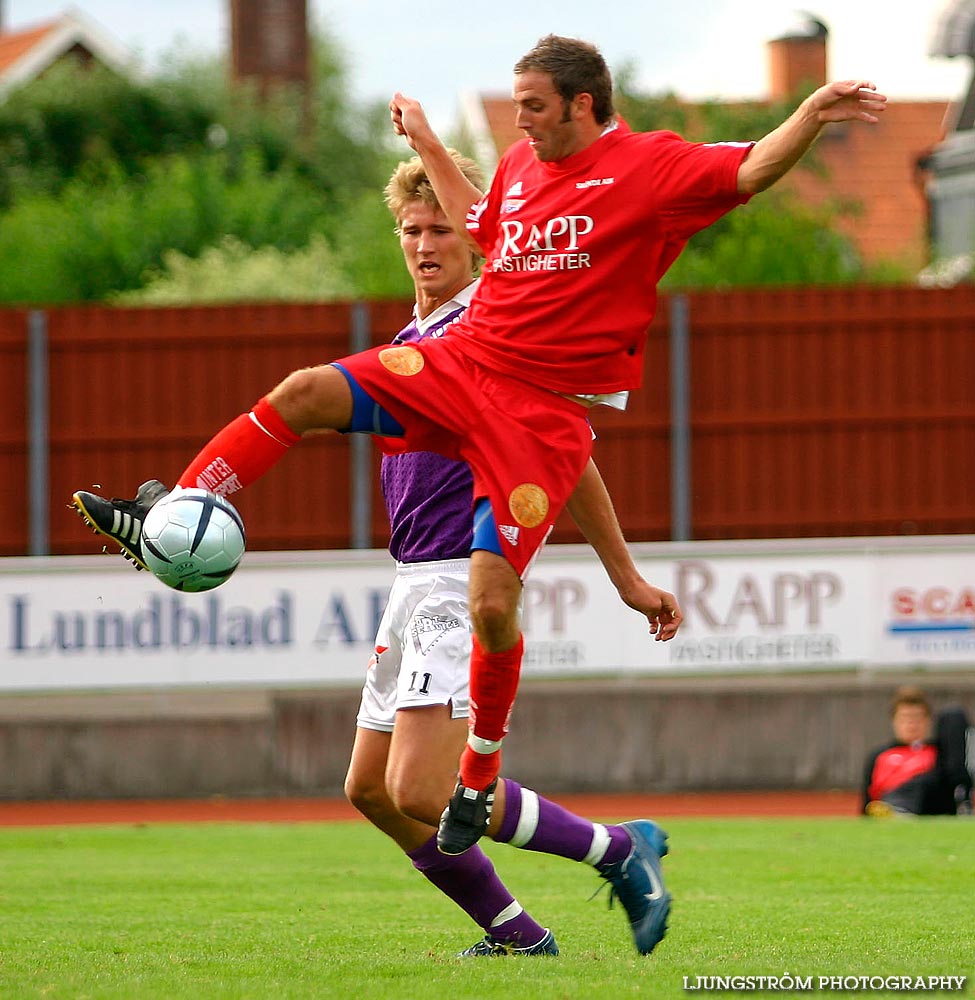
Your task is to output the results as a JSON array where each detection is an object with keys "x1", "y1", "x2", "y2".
[{"x1": 2, "y1": 284, "x2": 974, "y2": 558}]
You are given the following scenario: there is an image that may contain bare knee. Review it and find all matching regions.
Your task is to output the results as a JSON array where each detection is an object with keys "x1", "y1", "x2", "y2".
[
  {"x1": 268, "y1": 365, "x2": 352, "y2": 434},
  {"x1": 470, "y1": 593, "x2": 518, "y2": 651},
  {"x1": 469, "y1": 550, "x2": 523, "y2": 651},
  {"x1": 385, "y1": 772, "x2": 444, "y2": 827},
  {"x1": 344, "y1": 770, "x2": 390, "y2": 824}
]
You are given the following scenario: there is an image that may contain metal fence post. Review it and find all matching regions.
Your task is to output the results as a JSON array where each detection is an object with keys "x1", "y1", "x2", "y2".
[
  {"x1": 27, "y1": 309, "x2": 49, "y2": 556},
  {"x1": 349, "y1": 301, "x2": 372, "y2": 549},
  {"x1": 670, "y1": 294, "x2": 691, "y2": 541}
]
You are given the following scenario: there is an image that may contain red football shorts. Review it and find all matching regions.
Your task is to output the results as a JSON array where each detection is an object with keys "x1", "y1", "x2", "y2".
[{"x1": 335, "y1": 337, "x2": 593, "y2": 577}]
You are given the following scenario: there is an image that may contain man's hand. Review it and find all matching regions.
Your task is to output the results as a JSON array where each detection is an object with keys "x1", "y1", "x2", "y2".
[
  {"x1": 618, "y1": 579, "x2": 683, "y2": 642},
  {"x1": 807, "y1": 80, "x2": 887, "y2": 125},
  {"x1": 390, "y1": 92, "x2": 435, "y2": 152},
  {"x1": 387, "y1": 94, "x2": 483, "y2": 245}
]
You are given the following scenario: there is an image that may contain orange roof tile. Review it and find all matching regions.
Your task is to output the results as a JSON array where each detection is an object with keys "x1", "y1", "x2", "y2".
[
  {"x1": 777, "y1": 100, "x2": 948, "y2": 270},
  {"x1": 0, "y1": 20, "x2": 58, "y2": 76}
]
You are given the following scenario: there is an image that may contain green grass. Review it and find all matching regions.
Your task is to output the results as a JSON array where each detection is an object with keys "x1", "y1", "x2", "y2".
[{"x1": 0, "y1": 817, "x2": 972, "y2": 999}]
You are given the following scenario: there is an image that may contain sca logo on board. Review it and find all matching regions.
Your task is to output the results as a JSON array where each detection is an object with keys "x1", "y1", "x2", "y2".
[{"x1": 887, "y1": 586, "x2": 975, "y2": 635}]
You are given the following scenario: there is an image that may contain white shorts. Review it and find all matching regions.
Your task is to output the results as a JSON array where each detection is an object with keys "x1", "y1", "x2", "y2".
[{"x1": 356, "y1": 558, "x2": 472, "y2": 732}]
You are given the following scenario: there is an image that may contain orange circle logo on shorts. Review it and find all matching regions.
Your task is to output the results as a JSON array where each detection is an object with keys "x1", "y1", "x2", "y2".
[
  {"x1": 508, "y1": 483, "x2": 549, "y2": 528},
  {"x1": 379, "y1": 346, "x2": 424, "y2": 376}
]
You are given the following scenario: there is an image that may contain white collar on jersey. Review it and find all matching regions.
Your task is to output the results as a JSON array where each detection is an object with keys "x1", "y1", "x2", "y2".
[{"x1": 413, "y1": 279, "x2": 479, "y2": 336}]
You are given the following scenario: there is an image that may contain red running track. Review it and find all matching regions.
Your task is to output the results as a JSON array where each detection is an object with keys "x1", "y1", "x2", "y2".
[{"x1": 0, "y1": 790, "x2": 860, "y2": 827}]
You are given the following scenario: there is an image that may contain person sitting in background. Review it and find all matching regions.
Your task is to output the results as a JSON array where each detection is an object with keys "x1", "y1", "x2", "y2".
[{"x1": 862, "y1": 685, "x2": 973, "y2": 816}]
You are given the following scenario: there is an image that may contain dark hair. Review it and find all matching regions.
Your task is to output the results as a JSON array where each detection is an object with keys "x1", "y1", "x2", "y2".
[{"x1": 513, "y1": 34, "x2": 615, "y2": 125}]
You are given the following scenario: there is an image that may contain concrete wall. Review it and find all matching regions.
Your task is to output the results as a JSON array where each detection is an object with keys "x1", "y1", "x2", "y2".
[{"x1": 2, "y1": 673, "x2": 973, "y2": 801}]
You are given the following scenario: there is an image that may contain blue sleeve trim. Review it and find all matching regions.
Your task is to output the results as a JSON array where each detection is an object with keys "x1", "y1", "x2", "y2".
[
  {"x1": 331, "y1": 363, "x2": 405, "y2": 436},
  {"x1": 471, "y1": 496, "x2": 503, "y2": 556}
]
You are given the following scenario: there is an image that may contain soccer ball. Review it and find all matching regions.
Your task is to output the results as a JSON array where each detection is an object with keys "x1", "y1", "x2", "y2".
[{"x1": 141, "y1": 488, "x2": 246, "y2": 592}]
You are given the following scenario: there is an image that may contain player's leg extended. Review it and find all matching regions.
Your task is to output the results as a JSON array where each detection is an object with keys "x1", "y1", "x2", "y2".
[
  {"x1": 489, "y1": 779, "x2": 671, "y2": 956},
  {"x1": 177, "y1": 365, "x2": 353, "y2": 493},
  {"x1": 345, "y1": 577, "x2": 457, "y2": 851},
  {"x1": 386, "y1": 707, "x2": 555, "y2": 955},
  {"x1": 72, "y1": 364, "x2": 362, "y2": 566},
  {"x1": 349, "y1": 566, "x2": 555, "y2": 956}
]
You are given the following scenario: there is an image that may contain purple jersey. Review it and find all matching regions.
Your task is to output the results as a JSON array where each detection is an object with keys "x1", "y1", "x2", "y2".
[{"x1": 381, "y1": 299, "x2": 474, "y2": 563}]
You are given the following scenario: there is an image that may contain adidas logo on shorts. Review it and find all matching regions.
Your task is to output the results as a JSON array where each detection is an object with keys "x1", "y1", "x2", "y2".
[{"x1": 499, "y1": 524, "x2": 520, "y2": 546}]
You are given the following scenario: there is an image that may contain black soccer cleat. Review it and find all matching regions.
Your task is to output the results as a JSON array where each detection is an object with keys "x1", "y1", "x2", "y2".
[
  {"x1": 458, "y1": 928, "x2": 559, "y2": 957},
  {"x1": 437, "y1": 778, "x2": 497, "y2": 855},
  {"x1": 71, "y1": 479, "x2": 170, "y2": 571}
]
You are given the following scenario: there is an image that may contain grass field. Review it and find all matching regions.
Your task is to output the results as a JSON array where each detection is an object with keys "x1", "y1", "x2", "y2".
[{"x1": 0, "y1": 816, "x2": 972, "y2": 999}]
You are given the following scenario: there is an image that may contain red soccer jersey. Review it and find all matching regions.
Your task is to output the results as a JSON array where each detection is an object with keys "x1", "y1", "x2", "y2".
[
  {"x1": 868, "y1": 743, "x2": 938, "y2": 802},
  {"x1": 452, "y1": 122, "x2": 752, "y2": 395}
]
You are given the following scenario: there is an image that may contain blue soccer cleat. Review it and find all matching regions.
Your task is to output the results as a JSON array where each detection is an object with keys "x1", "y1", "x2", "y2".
[{"x1": 596, "y1": 819, "x2": 671, "y2": 955}]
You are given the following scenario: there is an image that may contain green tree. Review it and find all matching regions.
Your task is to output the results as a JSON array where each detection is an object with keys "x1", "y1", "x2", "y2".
[
  {"x1": 0, "y1": 59, "x2": 212, "y2": 208},
  {"x1": 112, "y1": 235, "x2": 353, "y2": 305},
  {"x1": 0, "y1": 30, "x2": 400, "y2": 305},
  {"x1": 662, "y1": 191, "x2": 864, "y2": 288},
  {"x1": 0, "y1": 152, "x2": 334, "y2": 304},
  {"x1": 615, "y1": 59, "x2": 796, "y2": 144}
]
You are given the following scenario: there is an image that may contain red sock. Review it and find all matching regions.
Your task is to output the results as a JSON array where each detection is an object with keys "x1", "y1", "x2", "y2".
[
  {"x1": 177, "y1": 397, "x2": 300, "y2": 495},
  {"x1": 461, "y1": 634, "x2": 524, "y2": 790},
  {"x1": 460, "y1": 746, "x2": 502, "y2": 791}
]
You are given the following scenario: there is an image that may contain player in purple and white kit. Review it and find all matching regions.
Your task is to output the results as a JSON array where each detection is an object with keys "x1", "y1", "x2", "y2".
[{"x1": 344, "y1": 152, "x2": 679, "y2": 956}]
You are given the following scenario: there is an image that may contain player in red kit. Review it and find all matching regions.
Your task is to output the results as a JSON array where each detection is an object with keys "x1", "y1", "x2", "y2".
[
  {"x1": 72, "y1": 35, "x2": 886, "y2": 956},
  {"x1": 388, "y1": 35, "x2": 884, "y2": 848}
]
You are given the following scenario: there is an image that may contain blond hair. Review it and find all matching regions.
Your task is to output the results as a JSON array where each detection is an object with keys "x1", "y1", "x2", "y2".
[{"x1": 384, "y1": 150, "x2": 485, "y2": 222}]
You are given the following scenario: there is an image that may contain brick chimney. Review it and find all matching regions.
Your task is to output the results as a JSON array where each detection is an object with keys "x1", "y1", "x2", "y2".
[
  {"x1": 230, "y1": 0, "x2": 309, "y2": 94},
  {"x1": 767, "y1": 15, "x2": 828, "y2": 101}
]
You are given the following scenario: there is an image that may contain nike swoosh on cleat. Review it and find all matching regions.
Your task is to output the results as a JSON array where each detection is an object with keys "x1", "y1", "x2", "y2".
[{"x1": 641, "y1": 861, "x2": 666, "y2": 901}]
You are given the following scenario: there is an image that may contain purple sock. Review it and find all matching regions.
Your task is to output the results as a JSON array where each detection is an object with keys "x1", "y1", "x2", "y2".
[
  {"x1": 496, "y1": 778, "x2": 631, "y2": 867},
  {"x1": 407, "y1": 835, "x2": 547, "y2": 946}
]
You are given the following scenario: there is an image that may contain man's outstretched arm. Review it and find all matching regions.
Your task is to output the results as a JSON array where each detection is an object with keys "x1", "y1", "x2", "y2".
[
  {"x1": 390, "y1": 92, "x2": 484, "y2": 251},
  {"x1": 738, "y1": 80, "x2": 887, "y2": 195}
]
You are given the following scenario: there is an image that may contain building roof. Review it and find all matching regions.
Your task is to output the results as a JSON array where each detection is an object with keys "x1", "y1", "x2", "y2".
[
  {"x1": 0, "y1": 7, "x2": 136, "y2": 97},
  {"x1": 784, "y1": 100, "x2": 949, "y2": 270},
  {"x1": 0, "y1": 22, "x2": 55, "y2": 77}
]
